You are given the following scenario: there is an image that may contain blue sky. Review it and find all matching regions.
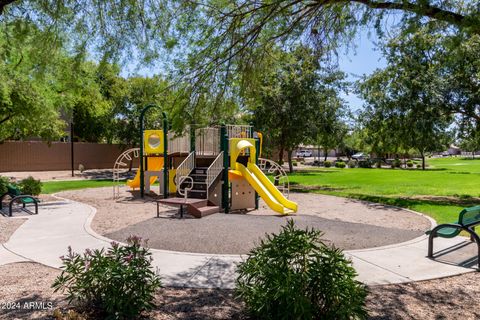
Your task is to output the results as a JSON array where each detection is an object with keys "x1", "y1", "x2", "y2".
[{"x1": 337, "y1": 29, "x2": 386, "y2": 111}]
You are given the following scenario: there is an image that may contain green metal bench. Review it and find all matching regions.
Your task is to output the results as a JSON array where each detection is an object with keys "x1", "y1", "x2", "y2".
[
  {"x1": 427, "y1": 206, "x2": 480, "y2": 268},
  {"x1": 0, "y1": 185, "x2": 39, "y2": 217}
]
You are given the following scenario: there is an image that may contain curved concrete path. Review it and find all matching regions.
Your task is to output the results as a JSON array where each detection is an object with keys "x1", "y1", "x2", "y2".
[{"x1": 1, "y1": 199, "x2": 477, "y2": 289}]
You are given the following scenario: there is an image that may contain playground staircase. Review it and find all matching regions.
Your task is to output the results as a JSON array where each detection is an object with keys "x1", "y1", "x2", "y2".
[
  {"x1": 184, "y1": 167, "x2": 209, "y2": 199},
  {"x1": 158, "y1": 198, "x2": 219, "y2": 218}
]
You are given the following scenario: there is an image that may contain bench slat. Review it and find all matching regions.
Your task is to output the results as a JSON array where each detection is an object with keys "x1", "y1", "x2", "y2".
[{"x1": 460, "y1": 206, "x2": 480, "y2": 226}]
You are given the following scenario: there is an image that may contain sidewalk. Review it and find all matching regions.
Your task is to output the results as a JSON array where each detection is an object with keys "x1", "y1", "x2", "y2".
[{"x1": 2, "y1": 200, "x2": 476, "y2": 289}]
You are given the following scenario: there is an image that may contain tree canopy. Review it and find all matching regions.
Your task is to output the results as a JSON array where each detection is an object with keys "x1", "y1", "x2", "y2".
[
  {"x1": 1, "y1": 1, "x2": 479, "y2": 92},
  {"x1": 249, "y1": 46, "x2": 346, "y2": 171}
]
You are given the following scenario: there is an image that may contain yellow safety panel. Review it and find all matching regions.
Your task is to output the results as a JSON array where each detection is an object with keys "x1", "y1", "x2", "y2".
[
  {"x1": 127, "y1": 157, "x2": 164, "y2": 189},
  {"x1": 144, "y1": 130, "x2": 164, "y2": 155},
  {"x1": 169, "y1": 169, "x2": 177, "y2": 193}
]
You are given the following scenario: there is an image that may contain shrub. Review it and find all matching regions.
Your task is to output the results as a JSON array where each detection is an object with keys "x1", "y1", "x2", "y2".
[
  {"x1": 236, "y1": 220, "x2": 368, "y2": 320},
  {"x1": 358, "y1": 160, "x2": 372, "y2": 168},
  {"x1": 335, "y1": 161, "x2": 346, "y2": 168},
  {"x1": 417, "y1": 164, "x2": 422, "y2": 169},
  {"x1": 0, "y1": 176, "x2": 10, "y2": 195},
  {"x1": 393, "y1": 158, "x2": 402, "y2": 168},
  {"x1": 324, "y1": 160, "x2": 332, "y2": 168},
  {"x1": 375, "y1": 161, "x2": 382, "y2": 168},
  {"x1": 347, "y1": 160, "x2": 357, "y2": 168},
  {"x1": 78, "y1": 164, "x2": 85, "y2": 173},
  {"x1": 292, "y1": 160, "x2": 298, "y2": 167},
  {"x1": 18, "y1": 176, "x2": 42, "y2": 196},
  {"x1": 53, "y1": 236, "x2": 161, "y2": 319},
  {"x1": 406, "y1": 160, "x2": 414, "y2": 168}
]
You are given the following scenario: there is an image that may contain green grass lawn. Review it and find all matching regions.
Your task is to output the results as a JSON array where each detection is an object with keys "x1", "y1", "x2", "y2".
[
  {"x1": 42, "y1": 180, "x2": 116, "y2": 194},
  {"x1": 288, "y1": 157, "x2": 480, "y2": 224}
]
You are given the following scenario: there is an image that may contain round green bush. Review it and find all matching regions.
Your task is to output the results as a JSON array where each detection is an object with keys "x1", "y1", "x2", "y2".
[
  {"x1": 324, "y1": 160, "x2": 332, "y2": 168},
  {"x1": 417, "y1": 164, "x2": 422, "y2": 168},
  {"x1": 0, "y1": 176, "x2": 10, "y2": 195},
  {"x1": 18, "y1": 176, "x2": 42, "y2": 196},
  {"x1": 335, "y1": 161, "x2": 346, "y2": 168},
  {"x1": 53, "y1": 236, "x2": 161, "y2": 319},
  {"x1": 347, "y1": 160, "x2": 357, "y2": 168},
  {"x1": 236, "y1": 220, "x2": 368, "y2": 320},
  {"x1": 406, "y1": 160, "x2": 414, "y2": 168},
  {"x1": 358, "y1": 160, "x2": 372, "y2": 168},
  {"x1": 292, "y1": 160, "x2": 298, "y2": 167},
  {"x1": 393, "y1": 158, "x2": 401, "y2": 168}
]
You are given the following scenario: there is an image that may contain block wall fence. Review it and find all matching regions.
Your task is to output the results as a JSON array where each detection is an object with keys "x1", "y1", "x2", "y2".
[{"x1": 0, "y1": 141, "x2": 130, "y2": 172}]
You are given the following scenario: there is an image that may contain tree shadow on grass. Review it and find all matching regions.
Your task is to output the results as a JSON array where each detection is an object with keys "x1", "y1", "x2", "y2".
[
  {"x1": 349, "y1": 194, "x2": 480, "y2": 209},
  {"x1": 290, "y1": 170, "x2": 339, "y2": 175},
  {"x1": 290, "y1": 183, "x2": 348, "y2": 193}
]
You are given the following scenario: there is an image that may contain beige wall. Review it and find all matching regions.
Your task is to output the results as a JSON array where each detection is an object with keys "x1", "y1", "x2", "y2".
[{"x1": 0, "y1": 141, "x2": 129, "y2": 172}]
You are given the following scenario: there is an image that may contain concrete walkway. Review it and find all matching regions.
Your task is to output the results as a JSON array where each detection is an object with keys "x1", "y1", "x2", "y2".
[{"x1": 2, "y1": 199, "x2": 477, "y2": 289}]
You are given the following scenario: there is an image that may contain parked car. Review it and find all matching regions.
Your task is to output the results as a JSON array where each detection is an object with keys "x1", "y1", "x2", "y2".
[
  {"x1": 296, "y1": 150, "x2": 313, "y2": 157},
  {"x1": 351, "y1": 152, "x2": 368, "y2": 160}
]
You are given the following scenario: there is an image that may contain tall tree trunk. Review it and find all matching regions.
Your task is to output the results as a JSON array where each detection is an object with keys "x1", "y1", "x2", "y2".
[
  {"x1": 287, "y1": 149, "x2": 293, "y2": 173},
  {"x1": 324, "y1": 148, "x2": 328, "y2": 162},
  {"x1": 278, "y1": 146, "x2": 284, "y2": 165}
]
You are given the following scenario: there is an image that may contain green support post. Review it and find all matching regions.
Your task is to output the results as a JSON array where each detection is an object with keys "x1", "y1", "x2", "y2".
[
  {"x1": 162, "y1": 112, "x2": 168, "y2": 199},
  {"x1": 220, "y1": 125, "x2": 229, "y2": 213}
]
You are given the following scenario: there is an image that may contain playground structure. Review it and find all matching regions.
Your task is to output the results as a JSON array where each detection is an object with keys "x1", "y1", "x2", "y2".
[{"x1": 113, "y1": 104, "x2": 297, "y2": 217}]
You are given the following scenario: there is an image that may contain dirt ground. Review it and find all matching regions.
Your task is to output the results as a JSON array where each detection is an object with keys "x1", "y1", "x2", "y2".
[
  {"x1": 0, "y1": 216, "x2": 25, "y2": 244},
  {"x1": 1, "y1": 262, "x2": 480, "y2": 319}
]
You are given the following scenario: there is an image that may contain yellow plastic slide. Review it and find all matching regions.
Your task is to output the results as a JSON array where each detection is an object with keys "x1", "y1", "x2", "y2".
[
  {"x1": 237, "y1": 162, "x2": 298, "y2": 215},
  {"x1": 127, "y1": 157, "x2": 164, "y2": 189}
]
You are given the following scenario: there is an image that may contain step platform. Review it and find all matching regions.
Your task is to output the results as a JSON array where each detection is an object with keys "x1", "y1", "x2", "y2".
[{"x1": 157, "y1": 197, "x2": 219, "y2": 218}]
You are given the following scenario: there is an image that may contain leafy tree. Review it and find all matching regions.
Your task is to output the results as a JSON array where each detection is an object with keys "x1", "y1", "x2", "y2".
[
  {"x1": 315, "y1": 98, "x2": 349, "y2": 161},
  {"x1": 358, "y1": 27, "x2": 454, "y2": 169},
  {"x1": 249, "y1": 46, "x2": 345, "y2": 172},
  {"x1": 0, "y1": 23, "x2": 66, "y2": 142},
  {"x1": 458, "y1": 122, "x2": 480, "y2": 159},
  {"x1": 338, "y1": 126, "x2": 364, "y2": 160}
]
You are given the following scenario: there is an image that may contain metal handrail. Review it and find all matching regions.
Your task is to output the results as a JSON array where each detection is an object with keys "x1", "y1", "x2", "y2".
[
  {"x1": 206, "y1": 151, "x2": 224, "y2": 198},
  {"x1": 258, "y1": 158, "x2": 290, "y2": 198},
  {"x1": 177, "y1": 176, "x2": 193, "y2": 202},
  {"x1": 226, "y1": 124, "x2": 253, "y2": 139},
  {"x1": 175, "y1": 151, "x2": 195, "y2": 187}
]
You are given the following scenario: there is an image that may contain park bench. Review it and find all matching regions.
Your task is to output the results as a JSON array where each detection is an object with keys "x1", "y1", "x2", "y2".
[
  {"x1": 427, "y1": 206, "x2": 480, "y2": 268},
  {"x1": 0, "y1": 184, "x2": 39, "y2": 217}
]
